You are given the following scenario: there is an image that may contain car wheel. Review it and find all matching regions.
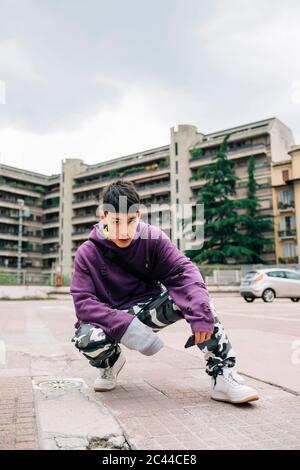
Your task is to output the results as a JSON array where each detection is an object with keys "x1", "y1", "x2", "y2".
[
  {"x1": 244, "y1": 297, "x2": 255, "y2": 302},
  {"x1": 262, "y1": 289, "x2": 275, "y2": 303},
  {"x1": 291, "y1": 298, "x2": 300, "y2": 302}
]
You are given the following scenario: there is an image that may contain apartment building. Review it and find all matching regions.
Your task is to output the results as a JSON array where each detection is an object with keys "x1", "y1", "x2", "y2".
[
  {"x1": 0, "y1": 116, "x2": 298, "y2": 278},
  {"x1": 0, "y1": 164, "x2": 60, "y2": 273},
  {"x1": 173, "y1": 118, "x2": 296, "y2": 261},
  {"x1": 271, "y1": 145, "x2": 300, "y2": 263}
]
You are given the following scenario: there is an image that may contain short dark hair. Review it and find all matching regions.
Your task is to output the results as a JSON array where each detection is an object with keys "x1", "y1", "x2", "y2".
[{"x1": 102, "y1": 180, "x2": 140, "y2": 214}]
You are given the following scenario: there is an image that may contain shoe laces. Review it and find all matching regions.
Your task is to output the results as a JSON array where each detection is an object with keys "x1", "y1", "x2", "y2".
[
  {"x1": 102, "y1": 368, "x2": 113, "y2": 380},
  {"x1": 230, "y1": 371, "x2": 244, "y2": 384},
  {"x1": 213, "y1": 367, "x2": 241, "y2": 387}
]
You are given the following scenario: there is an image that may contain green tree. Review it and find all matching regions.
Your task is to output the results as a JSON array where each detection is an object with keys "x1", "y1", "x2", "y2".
[
  {"x1": 238, "y1": 156, "x2": 274, "y2": 263},
  {"x1": 185, "y1": 134, "x2": 255, "y2": 264}
]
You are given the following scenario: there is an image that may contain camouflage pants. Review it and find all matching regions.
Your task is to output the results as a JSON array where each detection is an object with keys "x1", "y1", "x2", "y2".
[{"x1": 72, "y1": 289, "x2": 236, "y2": 378}]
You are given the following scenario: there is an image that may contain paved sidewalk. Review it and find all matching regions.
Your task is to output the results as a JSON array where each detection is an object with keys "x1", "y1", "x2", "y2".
[
  {"x1": 0, "y1": 376, "x2": 39, "y2": 450},
  {"x1": 99, "y1": 346, "x2": 300, "y2": 450},
  {"x1": 0, "y1": 299, "x2": 300, "y2": 450}
]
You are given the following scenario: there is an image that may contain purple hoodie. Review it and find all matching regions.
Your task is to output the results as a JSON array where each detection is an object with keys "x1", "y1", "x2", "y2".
[{"x1": 70, "y1": 220, "x2": 214, "y2": 342}]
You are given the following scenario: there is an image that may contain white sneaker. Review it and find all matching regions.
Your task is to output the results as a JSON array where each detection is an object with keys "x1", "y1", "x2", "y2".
[
  {"x1": 94, "y1": 354, "x2": 126, "y2": 392},
  {"x1": 211, "y1": 367, "x2": 259, "y2": 404}
]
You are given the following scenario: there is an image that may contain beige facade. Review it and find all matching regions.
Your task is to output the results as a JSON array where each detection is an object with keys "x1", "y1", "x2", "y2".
[
  {"x1": 0, "y1": 117, "x2": 298, "y2": 277},
  {"x1": 271, "y1": 145, "x2": 300, "y2": 264},
  {"x1": 0, "y1": 164, "x2": 60, "y2": 272}
]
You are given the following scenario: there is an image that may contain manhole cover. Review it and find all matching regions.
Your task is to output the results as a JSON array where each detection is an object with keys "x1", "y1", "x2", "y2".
[{"x1": 33, "y1": 378, "x2": 87, "y2": 392}]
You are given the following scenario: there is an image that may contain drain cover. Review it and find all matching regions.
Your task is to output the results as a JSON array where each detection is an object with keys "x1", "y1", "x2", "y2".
[{"x1": 33, "y1": 378, "x2": 87, "y2": 392}]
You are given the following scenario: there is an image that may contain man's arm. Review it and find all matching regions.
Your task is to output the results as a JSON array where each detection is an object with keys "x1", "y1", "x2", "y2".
[
  {"x1": 151, "y1": 230, "x2": 215, "y2": 340},
  {"x1": 70, "y1": 248, "x2": 135, "y2": 342}
]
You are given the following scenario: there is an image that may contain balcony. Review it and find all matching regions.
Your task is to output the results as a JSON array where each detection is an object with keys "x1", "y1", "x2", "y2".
[
  {"x1": 43, "y1": 231, "x2": 59, "y2": 238},
  {"x1": 278, "y1": 229, "x2": 297, "y2": 239},
  {"x1": 72, "y1": 197, "x2": 99, "y2": 209},
  {"x1": 43, "y1": 190, "x2": 60, "y2": 201},
  {"x1": 0, "y1": 196, "x2": 42, "y2": 209},
  {"x1": 43, "y1": 216, "x2": 59, "y2": 225},
  {"x1": 72, "y1": 163, "x2": 170, "y2": 193},
  {"x1": 72, "y1": 214, "x2": 98, "y2": 226},
  {"x1": 72, "y1": 230, "x2": 90, "y2": 241},
  {"x1": 42, "y1": 240, "x2": 59, "y2": 250},
  {"x1": 189, "y1": 143, "x2": 268, "y2": 167},
  {"x1": 135, "y1": 181, "x2": 171, "y2": 196},
  {"x1": 42, "y1": 206, "x2": 60, "y2": 215},
  {"x1": 0, "y1": 183, "x2": 43, "y2": 199},
  {"x1": 42, "y1": 197, "x2": 60, "y2": 209},
  {"x1": 278, "y1": 256, "x2": 299, "y2": 264},
  {"x1": 277, "y1": 201, "x2": 295, "y2": 213}
]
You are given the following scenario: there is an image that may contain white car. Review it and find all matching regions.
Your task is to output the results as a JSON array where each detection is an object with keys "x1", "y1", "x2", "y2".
[{"x1": 240, "y1": 268, "x2": 300, "y2": 303}]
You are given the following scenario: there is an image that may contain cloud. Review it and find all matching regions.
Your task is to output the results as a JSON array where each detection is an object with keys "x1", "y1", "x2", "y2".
[{"x1": 0, "y1": 0, "x2": 299, "y2": 174}]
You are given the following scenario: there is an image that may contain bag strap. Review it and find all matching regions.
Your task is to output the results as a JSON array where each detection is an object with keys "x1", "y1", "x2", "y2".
[{"x1": 89, "y1": 238, "x2": 157, "y2": 286}]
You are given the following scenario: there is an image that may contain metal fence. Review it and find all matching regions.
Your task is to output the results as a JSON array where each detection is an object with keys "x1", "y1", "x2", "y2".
[
  {"x1": 0, "y1": 271, "x2": 70, "y2": 286},
  {"x1": 197, "y1": 264, "x2": 300, "y2": 285},
  {"x1": 0, "y1": 264, "x2": 299, "y2": 287}
]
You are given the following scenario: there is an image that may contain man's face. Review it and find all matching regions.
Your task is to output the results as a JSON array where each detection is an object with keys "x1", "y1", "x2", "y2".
[{"x1": 102, "y1": 211, "x2": 141, "y2": 248}]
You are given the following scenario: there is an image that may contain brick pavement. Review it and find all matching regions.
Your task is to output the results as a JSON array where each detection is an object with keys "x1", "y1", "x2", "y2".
[{"x1": 0, "y1": 376, "x2": 39, "y2": 450}]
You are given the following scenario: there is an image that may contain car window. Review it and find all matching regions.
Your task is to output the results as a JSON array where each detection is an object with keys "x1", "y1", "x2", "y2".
[
  {"x1": 266, "y1": 271, "x2": 286, "y2": 278},
  {"x1": 285, "y1": 272, "x2": 300, "y2": 281},
  {"x1": 244, "y1": 271, "x2": 259, "y2": 279}
]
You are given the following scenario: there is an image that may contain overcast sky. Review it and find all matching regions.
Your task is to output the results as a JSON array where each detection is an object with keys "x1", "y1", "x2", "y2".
[{"x1": 0, "y1": 0, "x2": 300, "y2": 175}]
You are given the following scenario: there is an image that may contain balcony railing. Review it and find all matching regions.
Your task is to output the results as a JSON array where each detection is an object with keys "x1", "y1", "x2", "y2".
[
  {"x1": 0, "y1": 245, "x2": 42, "y2": 252},
  {"x1": 278, "y1": 201, "x2": 295, "y2": 211},
  {"x1": 43, "y1": 217, "x2": 59, "y2": 224},
  {"x1": 72, "y1": 196, "x2": 99, "y2": 205},
  {"x1": 43, "y1": 233, "x2": 59, "y2": 239},
  {"x1": 42, "y1": 202, "x2": 60, "y2": 209},
  {"x1": 72, "y1": 229, "x2": 90, "y2": 235},
  {"x1": 72, "y1": 213, "x2": 97, "y2": 220},
  {"x1": 42, "y1": 245, "x2": 59, "y2": 253},
  {"x1": 135, "y1": 181, "x2": 170, "y2": 191},
  {"x1": 278, "y1": 229, "x2": 297, "y2": 238},
  {"x1": 72, "y1": 162, "x2": 170, "y2": 188},
  {"x1": 0, "y1": 196, "x2": 42, "y2": 208},
  {"x1": 278, "y1": 256, "x2": 299, "y2": 264},
  {"x1": 189, "y1": 143, "x2": 268, "y2": 162},
  {"x1": 0, "y1": 178, "x2": 46, "y2": 194}
]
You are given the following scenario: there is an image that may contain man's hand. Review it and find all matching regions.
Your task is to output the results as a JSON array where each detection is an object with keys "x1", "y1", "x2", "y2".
[{"x1": 194, "y1": 331, "x2": 212, "y2": 345}]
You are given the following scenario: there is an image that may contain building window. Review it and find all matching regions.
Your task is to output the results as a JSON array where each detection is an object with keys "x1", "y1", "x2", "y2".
[
  {"x1": 279, "y1": 189, "x2": 294, "y2": 205},
  {"x1": 175, "y1": 142, "x2": 178, "y2": 156},
  {"x1": 280, "y1": 215, "x2": 296, "y2": 231},
  {"x1": 176, "y1": 180, "x2": 179, "y2": 193},
  {"x1": 282, "y1": 242, "x2": 297, "y2": 257},
  {"x1": 282, "y1": 170, "x2": 289, "y2": 182},
  {"x1": 175, "y1": 161, "x2": 178, "y2": 174}
]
